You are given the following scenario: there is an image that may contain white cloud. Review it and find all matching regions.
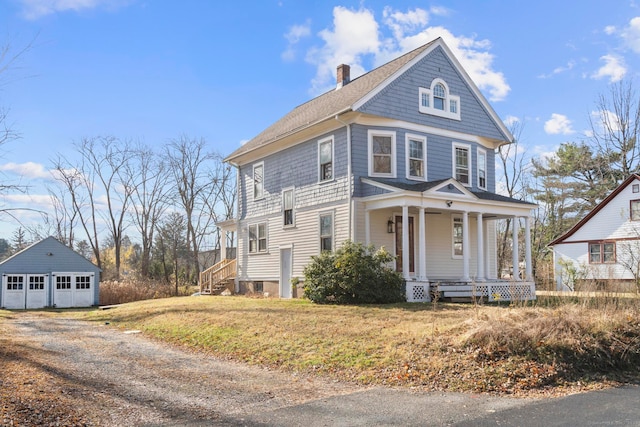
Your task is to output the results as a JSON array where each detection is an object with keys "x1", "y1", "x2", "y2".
[
  {"x1": 503, "y1": 115, "x2": 520, "y2": 128},
  {"x1": 591, "y1": 109, "x2": 622, "y2": 133},
  {"x1": 538, "y1": 60, "x2": 575, "y2": 79},
  {"x1": 19, "y1": 0, "x2": 130, "y2": 20},
  {"x1": 591, "y1": 54, "x2": 627, "y2": 82},
  {"x1": 604, "y1": 25, "x2": 617, "y2": 35},
  {"x1": 622, "y1": 16, "x2": 640, "y2": 53},
  {"x1": 544, "y1": 113, "x2": 575, "y2": 135},
  {"x1": 304, "y1": 6, "x2": 510, "y2": 101},
  {"x1": 0, "y1": 162, "x2": 53, "y2": 179},
  {"x1": 3, "y1": 193, "x2": 53, "y2": 207},
  {"x1": 282, "y1": 21, "x2": 312, "y2": 62}
]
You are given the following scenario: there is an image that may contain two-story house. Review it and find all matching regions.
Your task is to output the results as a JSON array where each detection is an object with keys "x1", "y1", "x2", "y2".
[{"x1": 207, "y1": 37, "x2": 536, "y2": 302}]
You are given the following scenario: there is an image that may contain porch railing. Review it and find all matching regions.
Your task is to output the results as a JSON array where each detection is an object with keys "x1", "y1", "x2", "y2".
[{"x1": 199, "y1": 258, "x2": 236, "y2": 295}]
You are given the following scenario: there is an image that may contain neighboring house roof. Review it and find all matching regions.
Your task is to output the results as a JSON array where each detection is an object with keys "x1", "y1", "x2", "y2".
[
  {"x1": 549, "y1": 174, "x2": 640, "y2": 246},
  {"x1": 364, "y1": 177, "x2": 536, "y2": 206},
  {"x1": 226, "y1": 37, "x2": 512, "y2": 164}
]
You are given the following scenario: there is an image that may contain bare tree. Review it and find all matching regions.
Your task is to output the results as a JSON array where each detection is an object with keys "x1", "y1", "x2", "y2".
[
  {"x1": 164, "y1": 136, "x2": 217, "y2": 283},
  {"x1": 203, "y1": 153, "x2": 237, "y2": 255},
  {"x1": 589, "y1": 79, "x2": 640, "y2": 177},
  {"x1": 126, "y1": 143, "x2": 170, "y2": 277}
]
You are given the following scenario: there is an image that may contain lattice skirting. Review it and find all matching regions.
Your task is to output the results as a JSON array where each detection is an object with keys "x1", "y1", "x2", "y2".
[
  {"x1": 406, "y1": 282, "x2": 430, "y2": 302},
  {"x1": 406, "y1": 281, "x2": 536, "y2": 302}
]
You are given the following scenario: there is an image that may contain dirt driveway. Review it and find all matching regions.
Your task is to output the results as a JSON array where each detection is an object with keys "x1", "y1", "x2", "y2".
[{"x1": 1, "y1": 312, "x2": 533, "y2": 426}]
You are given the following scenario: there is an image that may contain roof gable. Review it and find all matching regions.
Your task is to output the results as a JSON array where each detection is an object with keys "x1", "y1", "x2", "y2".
[
  {"x1": 0, "y1": 236, "x2": 101, "y2": 272},
  {"x1": 550, "y1": 174, "x2": 640, "y2": 246},
  {"x1": 226, "y1": 38, "x2": 512, "y2": 165}
]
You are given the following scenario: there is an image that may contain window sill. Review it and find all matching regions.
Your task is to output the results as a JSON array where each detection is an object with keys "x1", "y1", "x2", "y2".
[{"x1": 249, "y1": 251, "x2": 270, "y2": 256}]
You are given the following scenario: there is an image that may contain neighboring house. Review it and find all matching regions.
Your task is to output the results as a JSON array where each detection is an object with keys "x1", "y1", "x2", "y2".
[
  {"x1": 0, "y1": 236, "x2": 101, "y2": 309},
  {"x1": 208, "y1": 37, "x2": 537, "y2": 302},
  {"x1": 551, "y1": 174, "x2": 640, "y2": 291}
]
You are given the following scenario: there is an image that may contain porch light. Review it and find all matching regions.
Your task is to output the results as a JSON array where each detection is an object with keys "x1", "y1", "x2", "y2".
[
  {"x1": 446, "y1": 200, "x2": 453, "y2": 207},
  {"x1": 387, "y1": 217, "x2": 395, "y2": 233}
]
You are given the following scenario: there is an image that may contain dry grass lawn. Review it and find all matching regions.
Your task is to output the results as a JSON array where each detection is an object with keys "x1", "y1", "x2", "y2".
[{"x1": 74, "y1": 295, "x2": 640, "y2": 396}]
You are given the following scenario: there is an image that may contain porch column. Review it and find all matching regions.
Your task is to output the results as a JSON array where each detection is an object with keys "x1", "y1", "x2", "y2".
[
  {"x1": 365, "y1": 209, "x2": 371, "y2": 246},
  {"x1": 219, "y1": 228, "x2": 227, "y2": 261},
  {"x1": 525, "y1": 216, "x2": 533, "y2": 281},
  {"x1": 418, "y1": 207, "x2": 427, "y2": 280},
  {"x1": 476, "y1": 213, "x2": 485, "y2": 281},
  {"x1": 402, "y1": 205, "x2": 410, "y2": 280},
  {"x1": 512, "y1": 216, "x2": 520, "y2": 281},
  {"x1": 462, "y1": 211, "x2": 470, "y2": 281}
]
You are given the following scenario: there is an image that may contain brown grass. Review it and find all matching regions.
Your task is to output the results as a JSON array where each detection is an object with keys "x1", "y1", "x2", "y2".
[
  {"x1": 75, "y1": 295, "x2": 640, "y2": 396},
  {"x1": 99, "y1": 279, "x2": 195, "y2": 305}
]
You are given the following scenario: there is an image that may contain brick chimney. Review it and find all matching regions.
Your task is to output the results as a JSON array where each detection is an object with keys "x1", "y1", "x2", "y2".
[{"x1": 336, "y1": 64, "x2": 350, "y2": 89}]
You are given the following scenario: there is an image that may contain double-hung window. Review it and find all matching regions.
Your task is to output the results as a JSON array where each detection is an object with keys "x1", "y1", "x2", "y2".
[
  {"x1": 283, "y1": 188, "x2": 294, "y2": 227},
  {"x1": 589, "y1": 242, "x2": 615, "y2": 264},
  {"x1": 249, "y1": 223, "x2": 267, "y2": 253},
  {"x1": 406, "y1": 134, "x2": 426, "y2": 180},
  {"x1": 631, "y1": 200, "x2": 640, "y2": 221},
  {"x1": 318, "y1": 137, "x2": 333, "y2": 182},
  {"x1": 477, "y1": 148, "x2": 487, "y2": 190},
  {"x1": 320, "y1": 213, "x2": 333, "y2": 252},
  {"x1": 253, "y1": 163, "x2": 264, "y2": 200},
  {"x1": 452, "y1": 216, "x2": 463, "y2": 258},
  {"x1": 453, "y1": 143, "x2": 471, "y2": 186},
  {"x1": 368, "y1": 130, "x2": 396, "y2": 177}
]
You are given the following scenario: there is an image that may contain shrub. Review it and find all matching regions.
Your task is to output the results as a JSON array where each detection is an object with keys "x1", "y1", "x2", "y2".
[{"x1": 303, "y1": 241, "x2": 404, "y2": 304}]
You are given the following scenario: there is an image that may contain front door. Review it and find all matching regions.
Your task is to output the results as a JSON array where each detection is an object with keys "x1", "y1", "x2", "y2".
[
  {"x1": 395, "y1": 215, "x2": 415, "y2": 273},
  {"x1": 280, "y1": 248, "x2": 292, "y2": 298}
]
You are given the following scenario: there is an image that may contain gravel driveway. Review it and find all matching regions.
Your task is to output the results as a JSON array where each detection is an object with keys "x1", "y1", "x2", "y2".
[{"x1": 2, "y1": 312, "x2": 534, "y2": 426}]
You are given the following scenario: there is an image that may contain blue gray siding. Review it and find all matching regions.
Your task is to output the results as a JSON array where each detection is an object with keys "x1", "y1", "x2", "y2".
[
  {"x1": 357, "y1": 46, "x2": 508, "y2": 142},
  {"x1": 0, "y1": 237, "x2": 101, "y2": 307},
  {"x1": 351, "y1": 124, "x2": 496, "y2": 197}
]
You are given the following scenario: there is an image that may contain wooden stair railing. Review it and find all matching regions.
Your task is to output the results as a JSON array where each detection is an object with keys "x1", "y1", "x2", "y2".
[{"x1": 199, "y1": 258, "x2": 237, "y2": 294}]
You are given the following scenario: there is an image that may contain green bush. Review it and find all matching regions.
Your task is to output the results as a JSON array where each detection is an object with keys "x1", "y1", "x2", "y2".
[{"x1": 303, "y1": 241, "x2": 405, "y2": 304}]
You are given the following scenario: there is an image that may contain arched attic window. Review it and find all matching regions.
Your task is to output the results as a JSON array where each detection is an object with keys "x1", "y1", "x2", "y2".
[{"x1": 418, "y1": 78, "x2": 461, "y2": 120}]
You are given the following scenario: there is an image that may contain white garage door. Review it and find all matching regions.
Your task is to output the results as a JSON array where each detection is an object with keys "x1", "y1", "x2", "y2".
[
  {"x1": 2, "y1": 274, "x2": 49, "y2": 309},
  {"x1": 53, "y1": 272, "x2": 95, "y2": 308}
]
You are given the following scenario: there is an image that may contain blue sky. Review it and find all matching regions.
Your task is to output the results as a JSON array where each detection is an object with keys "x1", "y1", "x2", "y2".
[{"x1": 0, "y1": 0, "x2": 639, "y2": 239}]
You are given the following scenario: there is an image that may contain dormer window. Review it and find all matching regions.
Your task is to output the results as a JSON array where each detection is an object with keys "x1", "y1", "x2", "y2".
[{"x1": 419, "y1": 78, "x2": 461, "y2": 120}]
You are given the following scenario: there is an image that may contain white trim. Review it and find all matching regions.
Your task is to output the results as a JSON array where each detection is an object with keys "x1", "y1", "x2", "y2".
[
  {"x1": 418, "y1": 78, "x2": 461, "y2": 121},
  {"x1": 354, "y1": 115, "x2": 502, "y2": 149},
  {"x1": 282, "y1": 187, "x2": 295, "y2": 228},
  {"x1": 248, "y1": 222, "x2": 268, "y2": 254},
  {"x1": 252, "y1": 162, "x2": 265, "y2": 200},
  {"x1": 405, "y1": 133, "x2": 427, "y2": 181},
  {"x1": 452, "y1": 142, "x2": 472, "y2": 187},
  {"x1": 318, "y1": 136, "x2": 334, "y2": 183},
  {"x1": 477, "y1": 147, "x2": 487, "y2": 190},
  {"x1": 368, "y1": 129, "x2": 396, "y2": 178},
  {"x1": 319, "y1": 211, "x2": 335, "y2": 252}
]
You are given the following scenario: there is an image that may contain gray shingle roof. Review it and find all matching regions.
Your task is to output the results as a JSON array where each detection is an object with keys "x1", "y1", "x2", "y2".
[{"x1": 226, "y1": 39, "x2": 438, "y2": 163}]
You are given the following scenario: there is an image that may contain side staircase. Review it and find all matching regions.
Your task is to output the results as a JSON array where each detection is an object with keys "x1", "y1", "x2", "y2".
[{"x1": 199, "y1": 258, "x2": 236, "y2": 295}]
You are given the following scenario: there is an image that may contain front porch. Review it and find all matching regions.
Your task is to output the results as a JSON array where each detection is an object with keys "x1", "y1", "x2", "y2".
[{"x1": 405, "y1": 279, "x2": 536, "y2": 303}]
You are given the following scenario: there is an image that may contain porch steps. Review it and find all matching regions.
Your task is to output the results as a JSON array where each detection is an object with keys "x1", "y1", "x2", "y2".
[{"x1": 199, "y1": 259, "x2": 236, "y2": 295}]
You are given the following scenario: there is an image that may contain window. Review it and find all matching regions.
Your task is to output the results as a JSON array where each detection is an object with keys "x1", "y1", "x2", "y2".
[
  {"x1": 253, "y1": 163, "x2": 264, "y2": 200},
  {"x1": 283, "y1": 188, "x2": 294, "y2": 227},
  {"x1": 477, "y1": 148, "x2": 487, "y2": 190},
  {"x1": 318, "y1": 137, "x2": 333, "y2": 182},
  {"x1": 433, "y1": 83, "x2": 445, "y2": 110},
  {"x1": 76, "y1": 276, "x2": 91, "y2": 290},
  {"x1": 633, "y1": 184, "x2": 640, "y2": 193},
  {"x1": 368, "y1": 130, "x2": 396, "y2": 177},
  {"x1": 453, "y1": 143, "x2": 471, "y2": 186},
  {"x1": 56, "y1": 276, "x2": 71, "y2": 290},
  {"x1": 320, "y1": 213, "x2": 333, "y2": 252},
  {"x1": 7, "y1": 275, "x2": 23, "y2": 290},
  {"x1": 589, "y1": 242, "x2": 615, "y2": 264},
  {"x1": 249, "y1": 223, "x2": 267, "y2": 253},
  {"x1": 418, "y1": 78, "x2": 461, "y2": 120},
  {"x1": 29, "y1": 276, "x2": 45, "y2": 290},
  {"x1": 632, "y1": 200, "x2": 640, "y2": 221},
  {"x1": 406, "y1": 134, "x2": 426, "y2": 180},
  {"x1": 452, "y1": 217, "x2": 463, "y2": 258}
]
